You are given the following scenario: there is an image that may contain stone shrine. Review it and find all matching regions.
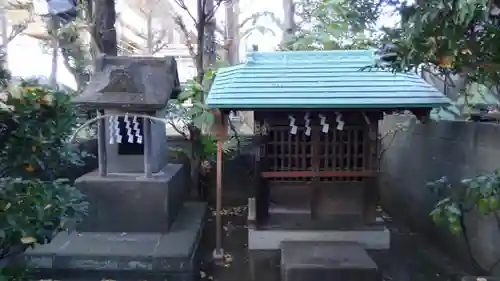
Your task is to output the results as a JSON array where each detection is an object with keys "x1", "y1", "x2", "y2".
[{"x1": 23, "y1": 55, "x2": 206, "y2": 281}]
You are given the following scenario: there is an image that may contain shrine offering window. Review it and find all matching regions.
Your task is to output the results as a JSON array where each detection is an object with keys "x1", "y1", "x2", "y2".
[
  {"x1": 117, "y1": 116, "x2": 145, "y2": 155},
  {"x1": 261, "y1": 122, "x2": 374, "y2": 182}
]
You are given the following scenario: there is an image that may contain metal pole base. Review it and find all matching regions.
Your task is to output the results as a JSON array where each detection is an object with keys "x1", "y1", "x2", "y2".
[{"x1": 212, "y1": 248, "x2": 224, "y2": 265}]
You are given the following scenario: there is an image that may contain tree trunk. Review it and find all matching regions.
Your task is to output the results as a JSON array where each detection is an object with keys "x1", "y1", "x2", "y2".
[
  {"x1": 225, "y1": 0, "x2": 239, "y2": 65},
  {"x1": 203, "y1": 0, "x2": 216, "y2": 72},
  {"x1": 195, "y1": 0, "x2": 205, "y2": 83},
  {"x1": 190, "y1": 0, "x2": 213, "y2": 199},
  {"x1": 281, "y1": 0, "x2": 296, "y2": 48},
  {"x1": 146, "y1": 13, "x2": 153, "y2": 54},
  {"x1": 0, "y1": 0, "x2": 8, "y2": 68},
  {"x1": 48, "y1": 17, "x2": 60, "y2": 88},
  {"x1": 92, "y1": 0, "x2": 117, "y2": 55}
]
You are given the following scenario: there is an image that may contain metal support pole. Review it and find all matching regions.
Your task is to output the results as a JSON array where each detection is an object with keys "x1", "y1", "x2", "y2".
[
  {"x1": 213, "y1": 138, "x2": 224, "y2": 261},
  {"x1": 143, "y1": 115, "x2": 152, "y2": 178},
  {"x1": 97, "y1": 110, "x2": 107, "y2": 177}
]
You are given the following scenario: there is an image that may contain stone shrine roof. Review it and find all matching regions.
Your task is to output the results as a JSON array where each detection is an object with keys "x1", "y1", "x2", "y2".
[{"x1": 73, "y1": 55, "x2": 181, "y2": 111}]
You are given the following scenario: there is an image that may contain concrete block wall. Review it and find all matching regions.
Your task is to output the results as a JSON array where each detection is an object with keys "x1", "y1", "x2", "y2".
[{"x1": 380, "y1": 116, "x2": 500, "y2": 274}]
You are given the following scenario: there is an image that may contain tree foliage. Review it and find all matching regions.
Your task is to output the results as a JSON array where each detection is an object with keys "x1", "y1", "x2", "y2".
[
  {"x1": 377, "y1": 0, "x2": 500, "y2": 87},
  {"x1": 283, "y1": 0, "x2": 382, "y2": 50},
  {"x1": 0, "y1": 66, "x2": 88, "y2": 278}
]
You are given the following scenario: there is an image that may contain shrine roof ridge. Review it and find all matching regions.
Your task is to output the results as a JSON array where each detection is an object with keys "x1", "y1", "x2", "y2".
[{"x1": 206, "y1": 49, "x2": 450, "y2": 110}]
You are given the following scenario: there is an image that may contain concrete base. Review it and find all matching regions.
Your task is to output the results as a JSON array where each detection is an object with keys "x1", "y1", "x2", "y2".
[
  {"x1": 281, "y1": 241, "x2": 380, "y2": 281},
  {"x1": 23, "y1": 202, "x2": 206, "y2": 281},
  {"x1": 248, "y1": 226, "x2": 390, "y2": 250},
  {"x1": 75, "y1": 163, "x2": 186, "y2": 233}
]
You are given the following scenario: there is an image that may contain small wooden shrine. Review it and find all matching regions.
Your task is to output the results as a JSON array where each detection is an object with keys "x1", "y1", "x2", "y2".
[{"x1": 207, "y1": 50, "x2": 449, "y2": 260}]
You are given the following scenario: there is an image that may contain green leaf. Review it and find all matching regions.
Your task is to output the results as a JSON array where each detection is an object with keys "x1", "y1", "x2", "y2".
[
  {"x1": 186, "y1": 106, "x2": 204, "y2": 118},
  {"x1": 177, "y1": 90, "x2": 195, "y2": 101},
  {"x1": 204, "y1": 70, "x2": 216, "y2": 81},
  {"x1": 192, "y1": 115, "x2": 206, "y2": 130},
  {"x1": 192, "y1": 101, "x2": 209, "y2": 110},
  {"x1": 490, "y1": 197, "x2": 500, "y2": 211},
  {"x1": 478, "y1": 198, "x2": 490, "y2": 214},
  {"x1": 450, "y1": 222, "x2": 462, "y2": 234}
]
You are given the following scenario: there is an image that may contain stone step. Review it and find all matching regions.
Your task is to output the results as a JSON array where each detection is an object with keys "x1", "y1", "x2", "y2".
[
  {"x1": 25, "y1": 269, "x2": 199, "y2": 281},
  {"x1": 22, "y1": 202, "x2": 207, "y2": 281},
  {"x1": 280, "y1": 241, "x2": 381, "y2": 281}
]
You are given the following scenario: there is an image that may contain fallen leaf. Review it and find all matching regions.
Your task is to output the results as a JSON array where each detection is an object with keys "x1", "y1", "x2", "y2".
[
  {"x1": 224, "y1": 253, "x2": 233, "y2": 263},
  {"x1": 21, "y1": 236, "x2": 37, "y2": 244}
]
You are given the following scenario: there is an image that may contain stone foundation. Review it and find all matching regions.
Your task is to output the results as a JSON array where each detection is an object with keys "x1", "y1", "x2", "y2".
[
  {"x1": 23, "y1": 202, "x2": 206, "y2": 281},
  {"x1": 75, "y1": 163, "x2": 186, "y2": 233}
]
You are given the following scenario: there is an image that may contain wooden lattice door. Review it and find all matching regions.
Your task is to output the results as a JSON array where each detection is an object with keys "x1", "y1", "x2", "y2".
[{"x1": 261, "y1": 124, "x2": 373, "y2": 181}]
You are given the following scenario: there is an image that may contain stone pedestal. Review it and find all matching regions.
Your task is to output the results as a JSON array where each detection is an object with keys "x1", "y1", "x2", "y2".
[{"x1": 76, "y1": 163, "x2": 186, "y2": 233}]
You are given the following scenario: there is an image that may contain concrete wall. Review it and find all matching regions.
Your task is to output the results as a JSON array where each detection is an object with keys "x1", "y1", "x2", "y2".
[{"x1": 380, "y1": 116, "x2": 500, "y2": 274}]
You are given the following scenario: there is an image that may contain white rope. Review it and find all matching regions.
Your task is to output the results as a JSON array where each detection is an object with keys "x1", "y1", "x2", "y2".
[
  {"x1": 108, "y1": 116, "x2": 115, "y2": 144},
  {"x1": 69, "y1": 113, "x2": 172, "y2": 144}
]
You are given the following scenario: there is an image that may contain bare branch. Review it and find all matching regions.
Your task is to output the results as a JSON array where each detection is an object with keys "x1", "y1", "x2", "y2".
[
  {"x1": 168, "y1": 120, "x2": 188, "y2": 139},
  {"x1": 7, "y1": 24, "x2": 27, "y2": 41},
  {"x1": 172, "y1": 0, "x2": 198, "y2": 24},
  {"x1": 173, "y1": 15, "x2": 197, "y2": 65},
  {"x1": 205, "y1": 0, "x2": 225, "y2": 23},
  {"x1": 152, "y1": 41, "x2": 168, "y2": 53},
  {"x1": 239, "y1": 11, "x2": 284, "y2": 31},
  {"x1": 0, "y1": 5, "x2": 35, "y2": 49},
  {"x1": 239, "y1": 25, "x2": 276, "y2": 41},
  {"x1": 6, "y1": 0, "x2": 32, "y2": 11},
  {"x1": 138, "y1": 0, "x2": 162, "y2": 16}
]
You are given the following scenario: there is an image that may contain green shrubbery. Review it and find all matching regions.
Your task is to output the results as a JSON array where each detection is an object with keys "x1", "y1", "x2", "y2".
[{"x1": 0, "y1": 70, "x2": 88, "y2": 279}]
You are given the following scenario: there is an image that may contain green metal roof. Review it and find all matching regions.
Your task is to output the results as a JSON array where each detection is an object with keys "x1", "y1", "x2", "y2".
[{"x1": 206, "y1": 50, "x2": 450, "y2": 109}]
